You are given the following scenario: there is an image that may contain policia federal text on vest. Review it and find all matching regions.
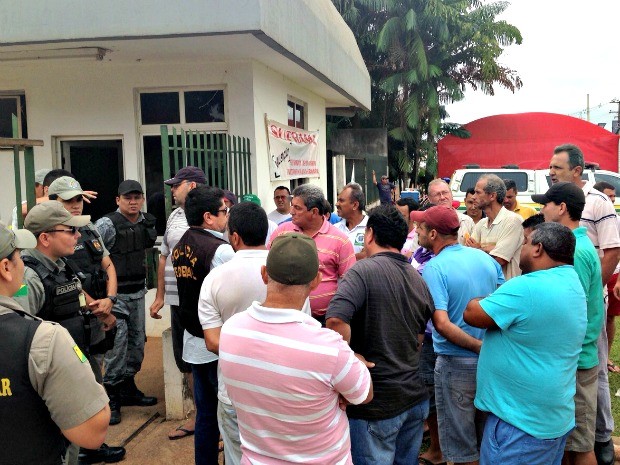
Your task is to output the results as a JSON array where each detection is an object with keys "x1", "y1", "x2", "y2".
[
  {"x1": 105, "y1": 212, "x2": 156, "y2": 294},
  {"x1": 22, "y1": 255, "x2": 92, "y2": 354},
  {"x1": 0, "y1": 310, "x2": 66, "y2": 465}
]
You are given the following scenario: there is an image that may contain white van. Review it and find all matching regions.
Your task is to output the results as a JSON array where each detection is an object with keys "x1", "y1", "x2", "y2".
[{"x1": 449, "y1": 165, "x2": 620, "y2": 211}]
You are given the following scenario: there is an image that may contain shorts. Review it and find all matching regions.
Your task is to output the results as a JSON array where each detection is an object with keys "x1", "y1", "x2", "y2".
[
  {"x1": 565, "y1": 366, "x2": 598, "y2": 452},
  {"x1": 606, "y1": 273, "x2": 620, "y2": 317}
]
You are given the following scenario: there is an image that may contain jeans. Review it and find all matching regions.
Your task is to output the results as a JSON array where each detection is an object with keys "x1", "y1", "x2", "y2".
[
  {"x1": 480, "y1": 413, "x2": 569, "y2": 465},
  {"x1": 192, "y1": 361, "x2": 220, "y2": 465},
  {"x1": 596, "y1": 311, "x2": 614, "y2": 442},
  {"x1": 434, "y1": 354, "x2": 483, "y2": 462},
  {"x1": 349, "y1": 399, "x2": 429, "y2": 465},
  {"x1": 217, "y1": 401, "x2": 242, "y2": 465}
]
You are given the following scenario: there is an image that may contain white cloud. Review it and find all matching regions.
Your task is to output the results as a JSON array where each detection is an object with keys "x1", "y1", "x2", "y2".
[{"x1": 445, "y1": 0, "x2": 620, "y2": 130}]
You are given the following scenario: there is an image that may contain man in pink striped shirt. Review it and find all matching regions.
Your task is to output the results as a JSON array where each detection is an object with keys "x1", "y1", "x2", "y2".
[
  {"x1": 268, "y1": 184, "x2": 355, "y2": 324},
  {"x1": 219, "y1": 233, "x2": 373, "y2": 464}
]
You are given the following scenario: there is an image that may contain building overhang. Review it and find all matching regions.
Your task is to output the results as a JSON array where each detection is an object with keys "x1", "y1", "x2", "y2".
[{"x1": 0, "y1": 0, "x2": 370, "y2": 111}]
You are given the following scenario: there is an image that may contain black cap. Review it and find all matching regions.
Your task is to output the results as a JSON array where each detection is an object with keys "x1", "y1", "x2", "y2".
[
  {"x1": 164, "y1": 166, "x2": 206, "y2": 185},
  {"x1": 532, "y1": 182, "x2": 585, "y2": 211},
  {"x1": 118, "y1": 180, "x2": 144, "y2": 195}
]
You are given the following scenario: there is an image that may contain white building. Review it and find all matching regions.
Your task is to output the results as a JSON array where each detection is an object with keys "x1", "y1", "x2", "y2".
[{"x1": 0, "y1": 0, "x2": 370, "y2": 221}]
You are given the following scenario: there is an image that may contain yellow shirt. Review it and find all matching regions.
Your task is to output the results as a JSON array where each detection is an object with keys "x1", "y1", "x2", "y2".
[{"x1": 514, "y1": 201, "x2": 537, "y2": 220}]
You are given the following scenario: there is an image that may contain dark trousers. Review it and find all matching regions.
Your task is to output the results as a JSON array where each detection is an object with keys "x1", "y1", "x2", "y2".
[{"x1": 191, "y1": 361, "x2": 220, "y2": 465}]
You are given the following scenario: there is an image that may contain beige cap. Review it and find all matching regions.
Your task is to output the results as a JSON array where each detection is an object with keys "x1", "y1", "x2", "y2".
[
  {"x1": 24, "y1": 200, "x2": 90, "y2": 235},
  {"x1": 48, "y1": 176, "x2": 85, "y2": 200},
  {"x1": 0, "y1": 226, "x2": 36, "y2": 260}
]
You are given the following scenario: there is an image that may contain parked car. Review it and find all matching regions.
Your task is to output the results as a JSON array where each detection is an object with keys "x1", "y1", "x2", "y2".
[{"x1": 449, "y1": 165, "x2": 620, "y2": 211}]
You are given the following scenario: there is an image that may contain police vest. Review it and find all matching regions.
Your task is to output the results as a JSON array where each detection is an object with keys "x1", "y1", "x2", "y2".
[
  {"x1": 106, "y1": 212, "x2": 157, "y2": 294},
  {"x1": 0, "y1": 311, "x2": 65, "y2": 465},
  {"x1": 67, "y1": 226, "x2": 107, "y2": 299},
  {"x1": 22, "y1": 256, "x2": 89, "y2": 353},
  {"x1": 172, "y1": 227, "x2": 226, "y2": 338}
]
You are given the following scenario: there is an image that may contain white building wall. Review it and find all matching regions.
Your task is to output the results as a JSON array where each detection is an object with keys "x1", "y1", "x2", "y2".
[
  {"x1": 0, "y1": 58, "x2": 256, "y2": 221},
  {"x1": 250, "y1": 61, "x2": 327, "y2": 213}
]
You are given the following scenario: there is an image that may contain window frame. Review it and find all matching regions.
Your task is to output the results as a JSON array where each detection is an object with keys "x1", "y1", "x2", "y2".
[
  {"x1": 0, "y1": 92, "x2": 25, "y2": 140},
  {"x1": 287, "y1": 96, "x2": 307, "y2": 130}
]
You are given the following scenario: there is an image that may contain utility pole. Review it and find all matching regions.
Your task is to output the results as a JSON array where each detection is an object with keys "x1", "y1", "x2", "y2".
[
  {"x1": 587, "y1": 94, "x2": 590, "y2": 121},
  {"x1": 611, "y1": 98, "x2": 620, "y2": 134}
]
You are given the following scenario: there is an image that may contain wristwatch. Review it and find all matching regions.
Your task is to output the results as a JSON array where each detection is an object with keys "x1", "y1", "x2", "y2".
[{"x1": 107, "y1": 295, "x2": 118, "y2": 304}]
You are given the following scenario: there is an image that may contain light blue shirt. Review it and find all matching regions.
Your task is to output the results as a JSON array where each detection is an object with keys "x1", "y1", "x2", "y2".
[
  {"x1": 422, "y1": 244, "x2": 504, "y2": 357},
  {"x1": 476, "y1": 265, "x2": 587, "y2": 439}
]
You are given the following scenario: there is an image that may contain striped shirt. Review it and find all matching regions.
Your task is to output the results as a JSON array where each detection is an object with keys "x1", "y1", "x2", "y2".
[
  {"x1": 581, "y1": 181, "x2": 620, "y2": 253},
  {"x1": 268, "y1": 220, "x2": 355, "y2": 316},
  {"x1": 160, "y1": 207, "x2": 189, "y2": 306},
  {"x1": 220, "y1": 302, "x2": 371, "y2": 464}
]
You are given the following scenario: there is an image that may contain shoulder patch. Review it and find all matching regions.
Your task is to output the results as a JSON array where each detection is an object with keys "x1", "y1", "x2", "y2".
[{"x1": 73, "y1": 345, "x2": 88, "y2": 363}]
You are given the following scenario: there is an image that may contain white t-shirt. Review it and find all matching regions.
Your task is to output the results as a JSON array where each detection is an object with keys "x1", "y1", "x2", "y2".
[{"x1": 267, "y1": 210, "x2": 291, "y2": 225}]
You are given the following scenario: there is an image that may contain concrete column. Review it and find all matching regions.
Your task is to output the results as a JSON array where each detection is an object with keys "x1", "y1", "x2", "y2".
[{"x1": 162, "y1": 327, "x2": 194, "y2": 420}]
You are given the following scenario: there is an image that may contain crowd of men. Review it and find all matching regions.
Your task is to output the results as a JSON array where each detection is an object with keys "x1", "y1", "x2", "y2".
[{"x1": 2, "y1": 141, "x2": 620, "y2": 465}]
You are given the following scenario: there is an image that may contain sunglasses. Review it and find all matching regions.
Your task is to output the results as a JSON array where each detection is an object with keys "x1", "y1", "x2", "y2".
[{"x1": 44, "y1": 226, "x2": 79, "y2": 235}]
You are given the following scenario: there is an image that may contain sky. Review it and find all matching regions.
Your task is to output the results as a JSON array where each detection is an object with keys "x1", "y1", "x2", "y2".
[{"x1": 445, "y1": 1, "x2": 620, "y2": 132}]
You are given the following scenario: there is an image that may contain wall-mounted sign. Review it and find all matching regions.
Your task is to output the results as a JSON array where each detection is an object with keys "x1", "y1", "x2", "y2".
[{"x1": 266, "y1": 119, "x2": 320, "y2": 181}]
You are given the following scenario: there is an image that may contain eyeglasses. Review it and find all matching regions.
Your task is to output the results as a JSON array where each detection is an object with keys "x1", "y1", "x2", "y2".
[
  {"x1": 216, "y1": 206, "x2": 229, "y2": 216},
  {"x1": 44, "y1": 226, "x2": 79, "y2": 235},
  {"x1": 274, "y1": 195, "x2": 289, "y2": 200}
]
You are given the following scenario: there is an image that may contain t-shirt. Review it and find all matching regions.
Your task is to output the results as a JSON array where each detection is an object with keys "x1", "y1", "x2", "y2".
[
  {"x1": 268, "y1": 220, "x2": 355, "y2": 316},
  {"x1": 160, "y1": 206, "x2": 189, "y2": 306},
  {"x1": 335, "y1": 215, "x2": 368, "y2": 254},
  {"x1": 514, "y1": 201, "x2": 537, "y2": 220},
  {"x1": 326, "y1": 252, "x2": 433, "y2": 420},
  {"x1": 376, "y1": 181, "x2": 395, "y2": 204},
  {"x1": 471, "y1": 206, "x2": 523, "y2": 280},
  {"x1": 422, "y1": 244, "x2": 504, "y2": 357},
  {"x1": 220, "y1": 302, "x2": 371, "y2": 465},
  {"x1": 475, "y1": 265, "x2": 587, "y2": 439},
  {"x1": 267, "y1": 210, "x2": 291, "y2": 225},
  {"x1": 572, "y1": 227, "x2": 604, "y2": 369}
]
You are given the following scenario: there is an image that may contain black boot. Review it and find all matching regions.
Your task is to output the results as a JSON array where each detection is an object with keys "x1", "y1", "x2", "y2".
[
  {"x1": 78, "y1": 443, "x2": 126, "y2": 464},
  {"x1": 594, "y1": 439, "x2": 615, "y2": 465},
  {"x1": 120, "y1": 376, "x2": 157, "y2": 406},
  {"x1": 104, "y1": 383, "x2": 122, "y2": 425}
]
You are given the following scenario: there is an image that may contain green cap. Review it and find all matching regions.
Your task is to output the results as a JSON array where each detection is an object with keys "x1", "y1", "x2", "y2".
[
  {"x1": 240, "y1": 194, "x2": 261, "y2": 206},
  {"x1": 267, "y1": 233, "x2": 319, "y2": 285},
  {"x1": 48, "y1": 176, "x2": 85, "y2": 200},
  {"x1": 0, "y1": 225, "x2": 36, "y2": 260},
  {"x1": 24, "y1": 201, "x2": 90, "y2": 235}
]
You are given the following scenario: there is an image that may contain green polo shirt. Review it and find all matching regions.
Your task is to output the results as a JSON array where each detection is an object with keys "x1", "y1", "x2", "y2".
[{"x1": 572, "y1": 226, "x2": 604, "y2": 369}]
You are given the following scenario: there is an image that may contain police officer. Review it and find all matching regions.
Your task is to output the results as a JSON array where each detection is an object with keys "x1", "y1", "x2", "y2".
[
  {"x1": 95, "y1": 180, "x2": 158, "y2": 425},
  {"x1": 48, "y1": 176, "x2": 126, "y2": 464},
  {"x1": 0, "y1": 225, "x2": 111, "y2": 465},
  {"x1": 15, "y1": 201, "x2": 115, "y2": 465}
]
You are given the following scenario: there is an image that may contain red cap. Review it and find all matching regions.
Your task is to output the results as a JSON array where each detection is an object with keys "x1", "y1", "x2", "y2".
[{"x1": 410, "y1": 205, "x2": 460, "y2": 235}]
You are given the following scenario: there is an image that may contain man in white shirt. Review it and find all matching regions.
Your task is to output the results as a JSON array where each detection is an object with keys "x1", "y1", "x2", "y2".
[
  {"x1": 335, "y1": 182, "x2": 368, "y2": 260},
  {"x1": 198, "y1": 202, "x2": 270, "y2": 465},
  {"x1": 267, "y1": 186, "x2": 291, "y2": 224}
]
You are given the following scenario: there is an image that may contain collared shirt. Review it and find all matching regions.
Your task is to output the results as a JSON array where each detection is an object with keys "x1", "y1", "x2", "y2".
[
  {"x1": 581, "y1": 181, "x2": 620, "y2": 253},
  {"x1": 160, "y1": 206, "x2": 189, "y2": 306},
  {"x1": 513, "y1": 201, "x2": 537, "y2": 220},
  {"x1": 219, "y1": 301, "x2": 371, "y2": 465},
  {"x1": 335, "y1": 215, "x2": 368, "y2": 254},
  {"x1": 182, "y1": 229, "x2": 234, "y2": 365},
  {"x1": 0, "y1": 296, "x2": 108, "y2": 430},
  {"x1": 268, "y1": 219, "x2": 355, "y2": 316},
  {"x1": 472, "y1": 206, "x2": 524, "y2": 280},
  {"x1": 17, "y1": 248, "x2": 69, "y2": 315},
  {"x1": 457, "y1": 211, "x2": 475, "y2": 245}
]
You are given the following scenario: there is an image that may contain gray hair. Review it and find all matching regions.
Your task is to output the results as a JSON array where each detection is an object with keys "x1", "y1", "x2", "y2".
[
  {"x1": 531, "y1": 222, "x2": 575, "y2": 265},
  {"x1": 428, "y1": 178, "x2": 449, "y2": 192},
  {"x1": 344, "y1": 182, "x2": 366, "y2": 211},
  {"x1": 554, "y1": 143, "x2": 584, "y2": 170},
  {"x1": 480, "y1": 174, "x2": 507, "y2": 204},
  {"x1": 292, "y1": 184, "x2": 326, "y2": 214}
]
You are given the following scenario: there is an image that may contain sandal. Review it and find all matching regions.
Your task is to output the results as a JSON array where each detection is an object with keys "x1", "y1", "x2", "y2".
[
  {"x1": 607, "y1": 361, "x2": 620, "y2": 373},
  {"x1": 168, "y1": 425, "x2": 195, "y2": 440}
]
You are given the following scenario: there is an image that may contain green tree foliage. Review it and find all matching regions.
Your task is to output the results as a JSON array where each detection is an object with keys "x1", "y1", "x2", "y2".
[{"x1": 331, "y1": 0, "x2": 522, "y2": 182}]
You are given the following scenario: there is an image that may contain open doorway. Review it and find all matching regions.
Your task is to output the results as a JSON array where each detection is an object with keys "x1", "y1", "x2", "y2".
[{"x1": 60, "y1": 139, "x2": 123, "y2": 222}]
